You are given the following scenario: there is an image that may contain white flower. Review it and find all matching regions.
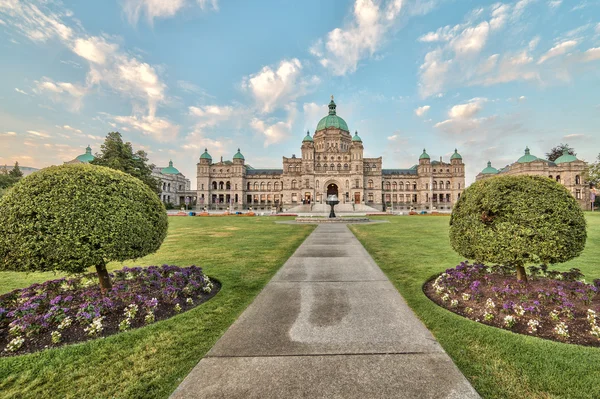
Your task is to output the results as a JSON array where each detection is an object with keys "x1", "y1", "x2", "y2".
[
  {"x1": 57, "y1": 316, "x2": 72, "y2": 330},
  {"x1": 84, "y1": 317, "x2": 104, "y2": 336},
  {"x1": 123, "y1": 304, "x2": 139, "y2": 319},
  {"x1": 483, "y1": 311, "x2": 494, "y2": 321},
  {"x1": 462, "y1": 293, "x2": 471, "y2": 301},
  {"x1": 513, "y1": 305, "x2": 525, "y2": 316},
  {"x1": 554, "y1": 322, "x2": 569, "y2": 338},
  {"x1": 549, "y1": 310, "x2": 560, "y2": 321},
  {"x1": 441, "y1": 293, "x2": 450, "y2": 302},
  {"x1": 587, "y1": 309, "x2": 597, "y2": 325},
  {"x1": 119, "y1": 318, "x2": 131, "y2": 332},
  {"x1": 527, "y1": 319, "x2": 540, "y2": 333},
  {"x1": 5, "y1": 336, "x2": 25, "y2": 352},
  {"x1": 504, "y1": 315, "x2": 516, "y2": 328},
  {"x1": 144, "y1": 312, "x2": 155, "y2": 324},
  {"x1": 591, "y1": 324, "x2": 600, "y2": 339},
  {"x1": 186, "y1": 298, "x2": 194, "y2": 305},
  {"x1": 174, "y1": 303, "x2": 182, "y2": 313},
  {"x1": 450, "y1": 299, "x2": 459, "y2": 308},
  {"x1": 485, "y1": 298, "x2": 496, "y2": 310},
  {"x1": 51, "y1": 331, "x2": 62, "y2": 344}
]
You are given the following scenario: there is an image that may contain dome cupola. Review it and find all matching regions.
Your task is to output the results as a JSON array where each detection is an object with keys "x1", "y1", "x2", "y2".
[
  {"x1": 233, "y1": 148, "x2": 245, "y2": 160},
  {"x1": 419, "y1": 149, "x2": 430, "y2": 160},
  {"x1": 517, "y1": 146, "x2": 538, "y2": 163},
  {"x1": 200, "y1": 148, "x2": 212, "y2": 161},
  {"x1": 316, "y1": 96, "x2": 350, "y2": 132},
  {"x1": 481, "y1": 161, "x2": 499, "y2": 175},
  {"x1": 450, "y1": 148, "x2": 462, "y2": 160},
  {"x1": 352, "y1": 131, "x2": 362, "y2": 142},
  {"x1": 302, "y1": 130, "x2": 313, "y2": 142},
  {"x1": 161, "y1": 160, "x2": 180, "y2": 175},
  {"x1": 554, "y1": 149, "x2": 578, "y2": 164},
  {"x1": 76, "y1": 145, "x2": 95, "y2": 163}
]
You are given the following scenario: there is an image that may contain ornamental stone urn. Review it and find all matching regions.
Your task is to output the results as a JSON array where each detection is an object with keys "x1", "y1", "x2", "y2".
[{"x1": 326, "y1": 194, "x2": 340, "y2": 218}]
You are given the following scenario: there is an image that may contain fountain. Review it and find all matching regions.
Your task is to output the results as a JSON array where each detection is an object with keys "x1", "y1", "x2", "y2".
[{"x1": 326, "y1": 194, "x2": 340, "y2": 218}]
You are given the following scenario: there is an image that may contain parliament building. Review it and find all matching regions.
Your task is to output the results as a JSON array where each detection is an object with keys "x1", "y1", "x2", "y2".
[{"x1": 196, "y1": 98, "x2": 466, "y2": 212}]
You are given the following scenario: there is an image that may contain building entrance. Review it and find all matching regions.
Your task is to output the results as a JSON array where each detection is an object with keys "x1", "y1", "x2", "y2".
[
  {"x1": 327, "y1": 183, "x2": 338, "y2": 198},
  {"x1": 354, "y1": 192, "x2": 361, "y2": 204}
]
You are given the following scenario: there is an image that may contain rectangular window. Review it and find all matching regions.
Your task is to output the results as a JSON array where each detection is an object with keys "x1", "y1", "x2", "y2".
[
  {"x1": 576, "y1": 189, "x2": 582, "y2": 199},
  {"x1": 368, "y1": 193, "x2": 373, "y2": 202},
  {"x1": 292, "y1": 193, "x2": 298, "y2": 202}
]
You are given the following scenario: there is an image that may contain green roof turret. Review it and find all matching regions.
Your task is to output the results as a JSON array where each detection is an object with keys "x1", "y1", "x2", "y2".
[
  {"x1": 316, "y1": 95, "x2": 350, "y2": 132},
  {"x1": 419, "y1": 149, "x2": 430, "y2": 160},
  {"x1": 517, "y1": 146, "x2": 538, "y2": 163},
  {"x1": 161, "y1": 160, "x2": 180, "y2": 175},
  {"x1": 481, "y1": 161, "x2": 499, "y2": 175},
  {"x1": 554, "y1": 149, "x2": 578, "y2": 164},
  {"x1": 303, "y1": 130, "x2": 313, "y2": 142},
  {"x1": 352, "y1": 130, "x2": 362, "y2": 142},
  {"x1": 200, "y1": 148, "x2": 212, "y2": 161},
  {"x1": 233, "y1": 148, "x2": 245, "y2": 160},
  {"x1": 450, "y1": 148, "x2": 462, "y2": 160},
  {"x1": 75, "y1": 145, "x2": 95, "y2": 163}
]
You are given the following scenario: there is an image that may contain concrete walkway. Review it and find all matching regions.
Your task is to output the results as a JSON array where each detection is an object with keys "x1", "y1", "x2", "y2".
[{"x1": 171, "y1": 224, "x2": 479, "y2": 399}]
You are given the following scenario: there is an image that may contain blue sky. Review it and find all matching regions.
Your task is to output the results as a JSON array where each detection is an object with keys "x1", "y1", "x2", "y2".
[{"x1": 1, "y1": 0, "x2": 599, "y2": 188}]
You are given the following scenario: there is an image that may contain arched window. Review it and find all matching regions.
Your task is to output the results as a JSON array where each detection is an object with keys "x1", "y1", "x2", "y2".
[
  {"x1": 254, "y1": 182, "x2": 259, "y2": 190},
  {"x1": 406, "y1": 181, "x2": 410, "y2": 190},
  {"x1": 288, "y1": 165, "x2": 294, "y2": 172},
  {"x1": 337, "y1": 164, "x2": 342, "y2": 170},
  {"x1": 292, "y1": 180, "x2": 297, "y2": 189},
  {"x1": 365, "y1": 165, "x2": 370, "y2": 172},
  {"x1": 212, "y1": 181, "x2": 217, "y2": 190},
  {"x1": 385, "y1": 182, "x2": 391, "y2": 190},
  {"x1": 556, "y1": 175, "x2": 561, "y2": 183},
  {"x1": 316, "y1": 180, "x2": 320, "y2": 189},
  {"x1": 267, "y1": 182, "x2": 272, "y2": 191},
  {"x1": 330, "y1": 164, "x2": 335, "y2": 171},
  {"x1": 433, "y1": 181, "x2": 438, "y2": 189},
  {"x1": 368, "y1": 180, "x2": 374, "y2": 189},
  {"x1": 576, "y1": 175, "x2": 581, "y2": 185},
  {"x1": 219, "y1": 181, "x2": 224, "y2": 190},
  {"x1": 260, "y1": 182, "x2": 265, "y2": 190},
  {"x1": 399, "y1": 182, "x2": 404, "y2": 190},
  {"x1": 372, "y1": 164, "x2": 377, "y2": 170},
  {"x1": 247, "y1": 182, "x2": 251, "y2": 190},
  {"x1": 392, "y1": 182, "x2": 397, "y2": 191},
  {"x1": 549, "y1": 175, "x2": 553, "y2": 180},
  {"x1": 344, "y1": 163, "x2": 348, "y2": 170},
  {"x1": 226, "y1": 181, "x2": 231, "y2": 190},
  {"x1": 316, "y1": 163, "x2": 321, "y2": 171},
  {"x1": 167, "y1": 183, "x2": 171, "y2": 191},
  {"x1": 355, "y1": 179, "x2": 359, "y2": 188},
  {"x1": 439, "y1": 181, "x2": 444, "y2": 189},
  {"x1": 446, "y1": 181, "x2": 451, "y2": 189},
  {"x1": 274, "y1": 182, "x2": 280, "y2": 191}
]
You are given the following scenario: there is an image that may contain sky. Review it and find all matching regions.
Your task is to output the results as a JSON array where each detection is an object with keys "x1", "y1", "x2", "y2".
[{"x1": 1, "y1": 0, "x2": 599, "y2": 189}]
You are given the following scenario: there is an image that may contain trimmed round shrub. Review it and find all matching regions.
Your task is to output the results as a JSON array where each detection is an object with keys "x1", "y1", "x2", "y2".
[
  {"x1": 449, "y1": 175, "x2": 586, "y2": 281},
  {"x1": 0, "y1": 164, "x2": 168, "y2": 290}
]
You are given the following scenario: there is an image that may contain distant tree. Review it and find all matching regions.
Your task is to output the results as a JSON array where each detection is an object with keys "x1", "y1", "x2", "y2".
[
  {"x1": 91, "y1": 132, "x2": 160, "y2": 194},
  {"x1": 587, "y1": 153, "x2": 600, "y2": 186},
  {"x1": 546, "y1": 143, "x2": 575, "y2": 162},
  {"x1": 8, "y1": 162, "x2": 23, "y2": 178},
  {"x1": 450, "y1": 175, "x2": 586, "y2": 282},
  {"x1": 0, "y1": 164, "x2": 168, "y2": 292}
]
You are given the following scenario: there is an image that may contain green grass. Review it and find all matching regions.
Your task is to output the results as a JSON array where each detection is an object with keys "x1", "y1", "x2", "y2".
[
  {"x1": 0, "y1": 217, "x2": 314, "y2": 399},
  {"x1": 350, "y1": 213, "x2": 600, "y2": 399}
]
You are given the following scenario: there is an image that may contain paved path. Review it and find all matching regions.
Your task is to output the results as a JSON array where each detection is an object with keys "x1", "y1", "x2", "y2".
[{"x1": 171, "y1": 224, "x2": 480, "y2": 399}]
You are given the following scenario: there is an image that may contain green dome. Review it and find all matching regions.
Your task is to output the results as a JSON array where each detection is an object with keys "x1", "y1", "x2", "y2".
[
  {"x1": 352, "y1": 131, "x2": 362, "y2": 142},
  {"x1": 517, "y1": 147, "x2": 538, "y2": 163},
  {"x1": 76, "y1": 145, "x2": 95, "y2": 163},
  {"x1": 450, "y1": 148, "x2": 462, "y2": 160},
  {"x1": 316, "y1": 97, "x2": 349, "y2": 132},
  {"x1": 303, "y1": 130, "x2": 313, "y2": 142},
  {"x1": 481, "y1": 161, "x2": 499, "y2": 175},
  {"x1": 554, "y1": 150, "x2": 578, "y2": 164},
  {"x1": 200, "y1": 148, "x2": 212, "y2": 160},
  {"x1": 233, "y1": 148, "x2": 245, "y2": 160},
  {"x1": 161, "y1": 160, "x2": 180, "y2": 175},
  {"x1": 419, "y1": 149, "x2": 430, "y2": 160}
]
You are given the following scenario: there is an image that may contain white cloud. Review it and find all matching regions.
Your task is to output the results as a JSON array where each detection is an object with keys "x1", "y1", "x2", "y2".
[
  {"x1": 59, "y1": 125, "x2": 83, "y2": 133},
  {"x1": 72, "y1": 36, "x2": 117, "y2": 65},
  {"x1": 490, "y1": 4, "x2": 510, "y2": 30},
  {"x1": 113, "y1": 114, "x2": 179, "y2": 141},
  {"x1": 121, "y1": 0, "x2": 218, "y2": 25},
  {"x1": 418, "y1": 24, "x2": 461, "y2": 42},
  {"x1": 302, "y1": 102, "x2": 323, "y2": 131},
  {"x1": 513, "y1": 0, "x2": 535, "y2": 17},
  {"x1": 242, "y1": 59, "x2": 318, "y2": 113},
  {"x1": 564, "y1": 133, "x2": 586, "y2": 139},
  {"x1": 434, "y1": 98, "x2": 490, "y2": 134},
  {"x1": 596, "y1": 23, "x2": 600, "y2": 34},
  {"x1": 250, "y1": 104, "x2": 297, "y2": 147},
  {"x1": 529, "y1": 36, "x2": 540, "y2": 51},
  {"x1": 188, "y1": 104, "x2": 236, "y2": 128},
  {"x1": 34, "y1": 77, "x2": 86, "y2": 109},
  {"x1": 548, "y1": 0, "x2": 562, "y2": 8},
  {"x1": 27, "y1": 130, "x2": 51, "y2": 138},
  {"x1": 0, "y1": 1, "x2": 73, "y2": 42},
  {"x1": 519, "y1": 95, "x2": 527, "y2": 101},
  {"x1": 387, "y1": 134, "x2": 398, "y2": 140},
  {"x1": 581, "y1": 47, "x2": 600, "y2": 62},
  {"x1": 1, "y1": 131, "x2": 17, "y2": 136},
  {"x1": 312, "y1": 0, "x2": 408, "y2": 75},
  {"x1": 14, "y1": 88, "x2": 28, "y2": 95},
  {"x1": 415, "y1": 105, "x2": 431, "y2": 116},
  {"x1": 537, "y1": 40, "x2": 578, "y2": 64},
  {"x1": 418, "y1": 49, "x2": 451, "y2": 98},
  {"x1": 450, "y1": 21, "x2": 490, "y2": 56}
]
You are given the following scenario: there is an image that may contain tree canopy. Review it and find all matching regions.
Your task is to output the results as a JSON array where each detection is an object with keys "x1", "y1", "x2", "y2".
[
  {"x1": 0, "y1": 163, "x2": 168, "y2": 291},
  {"x1": 0, "y1": 162, "x2": 24, "y2": 191},
  {"x1": 545, "y1": 143, "x2": 576, "y2": 162},
  {"x1": 91, "y1": 132, "x2": 160, "y2": 194},
  {"x1": 449, "y1": 175, "x2": 586, "y2": 282}
]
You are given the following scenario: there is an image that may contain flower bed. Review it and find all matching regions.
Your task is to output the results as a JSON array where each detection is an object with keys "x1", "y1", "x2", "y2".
[
  {"x1": 0, "y1": 265, "x2": 220, "y2": 356},
  {"x1": 424, "y1": 262, "x2": 600, "y2": 346}
]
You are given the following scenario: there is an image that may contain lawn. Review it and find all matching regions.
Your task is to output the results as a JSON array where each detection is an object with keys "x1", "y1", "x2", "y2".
[
  {"x1": 350, "y1": 212, "x2": 600, "y2": 399},
  {"x1": 0, "y1": 216, "x2": 314, "y2": 399}
]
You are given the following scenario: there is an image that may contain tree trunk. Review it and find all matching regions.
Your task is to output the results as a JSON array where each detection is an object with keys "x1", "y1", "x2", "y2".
[
  {"x1": 96, "y1": 262, "x2": 112, "y2": 293},
  {"x1": 516, "y1": 265, "x2": 528, "y2": 283}
]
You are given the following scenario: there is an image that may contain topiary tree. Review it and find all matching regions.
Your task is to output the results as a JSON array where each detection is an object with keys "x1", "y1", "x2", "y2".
[
  {"x1": 449, "y1": 175, "x2": 586, "y2": 282},
  {"x1": 0, "y1": 164, "x2": 168, "y2": 292}
]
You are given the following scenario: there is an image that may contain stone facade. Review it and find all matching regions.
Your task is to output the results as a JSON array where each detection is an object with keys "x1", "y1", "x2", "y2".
[
  {"x1": 476, "y1": 147, "x2": 590, "y2": 210},
  {"x1": 152, "y1": 161, "x2": 193, "y2": 206},
  {"x1": 196, "y1": 98, "x2": 466, "y2": 212}
]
